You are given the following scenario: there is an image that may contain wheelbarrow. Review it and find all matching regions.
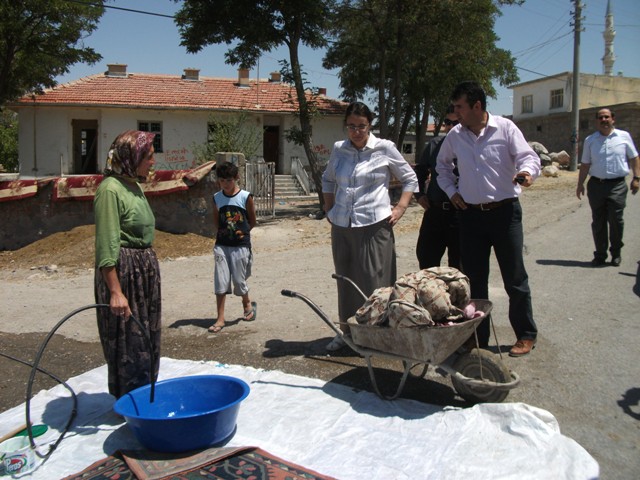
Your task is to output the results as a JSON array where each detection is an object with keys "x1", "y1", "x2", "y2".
[{"x1": 281, "y1": 274, "x2": 520, "y2": 403}]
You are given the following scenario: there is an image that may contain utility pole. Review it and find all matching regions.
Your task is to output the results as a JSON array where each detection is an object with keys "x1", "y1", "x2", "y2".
[{"x1": 569, "y1": 0, "x2": 583, "y2": 171}]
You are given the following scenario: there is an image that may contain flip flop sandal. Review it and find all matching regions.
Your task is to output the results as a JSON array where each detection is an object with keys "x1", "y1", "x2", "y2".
[
  {"x1": 208, "y1": 323, "x2": 224, "y2": 333},
  {"x1": 243, "y1": 302, "x2": 257, "y2": 321}
]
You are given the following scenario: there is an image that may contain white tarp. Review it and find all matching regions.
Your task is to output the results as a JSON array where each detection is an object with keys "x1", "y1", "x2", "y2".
[{"x1": 0, "y1": 358, "x2": 598, "y2": 480}]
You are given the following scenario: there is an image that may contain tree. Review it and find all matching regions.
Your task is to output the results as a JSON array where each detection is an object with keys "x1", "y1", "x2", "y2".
[
  {"x1": 324, "y1": 0, "x2": 521, "y2": 157},
  {"x1": 191, "y1": 112, "x2": 263, "y2": 165},
  {"x1": 0, "y1": 0, "x2": 104, "y2": 105},
  {"x1": 0, "y1": 108, "x2": 18, "y2": 172},
  {"x1": 174, "y1": 0, "x2": 334, "y2": 207}
]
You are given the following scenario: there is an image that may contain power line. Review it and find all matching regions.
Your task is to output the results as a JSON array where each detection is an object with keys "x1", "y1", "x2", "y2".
[
  {"x1": 64, "y1": 0, "x2": 175, "y2": 19},
  {"x1": 514, "y1": 31, "x2": 573, "y2": 57}
]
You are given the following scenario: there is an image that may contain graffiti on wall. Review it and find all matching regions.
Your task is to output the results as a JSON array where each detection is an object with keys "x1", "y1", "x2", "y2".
[{"x1": 156, "y1": 147, "x2": 196, "y2": 170}]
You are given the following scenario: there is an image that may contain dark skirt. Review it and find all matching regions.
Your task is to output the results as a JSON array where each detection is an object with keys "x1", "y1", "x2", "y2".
[
  {"x1": 331, "y1": 219, "x2": 397, "y2": 328},
  {"x1": 94, "y1": 247, "x2": 161, "y2": 398}
]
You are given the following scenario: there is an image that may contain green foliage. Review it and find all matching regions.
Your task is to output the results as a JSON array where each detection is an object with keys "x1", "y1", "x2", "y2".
[
  {"x1": 0, "y1": 0, "x2": 104, "y2": 105},
  {"x1": 324, "y1": 0, "x2": 520, "y2": 153},
  {"x1": 191, "y1": 113, "x2": 263, "y2": 165},
  {"x1": 0, "y1": 108, "x2": 18, "y2": 172},
  {"x1": 175, "y1": 0, "x2": 336, "y2": 205}
]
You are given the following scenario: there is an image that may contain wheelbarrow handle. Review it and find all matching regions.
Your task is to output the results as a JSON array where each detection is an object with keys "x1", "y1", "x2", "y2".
[
  {"x1": 331, "y1": 274, "x2": 368, "y2": 302},
  {"x1": 280, "y1": 289, "x2": 344, "y2": 337}
]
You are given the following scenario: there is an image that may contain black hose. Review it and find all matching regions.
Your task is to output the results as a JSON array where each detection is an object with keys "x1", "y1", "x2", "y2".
[
  {"x1": 21, "y1": 303, "x2": 156, "y2": 460},
  {"x1": 0, "y1": 351, "x2": 76, "y2": 454}
]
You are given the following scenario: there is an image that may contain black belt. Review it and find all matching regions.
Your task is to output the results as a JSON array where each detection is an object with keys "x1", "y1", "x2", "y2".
[
  {"x1": 590, "y1": 176, "x2": 625, "y2": 183},
  {"x1": 431, "y1": 200, "x2": 453, "y2": 211},
  {"x1": 467, "y1": 198, "x2": 517, "y2": 211}
]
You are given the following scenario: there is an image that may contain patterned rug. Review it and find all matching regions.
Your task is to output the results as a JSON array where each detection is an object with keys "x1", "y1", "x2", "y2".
[
  {"x1": 0, "y1": 178, "x2": 45, "y2": 202},
  {"x1": 52, "y1": 161, "x2": 216, "y2": 201},
  {"x1": 62, "y1": 446, "x2": 335, "y2": 480}
]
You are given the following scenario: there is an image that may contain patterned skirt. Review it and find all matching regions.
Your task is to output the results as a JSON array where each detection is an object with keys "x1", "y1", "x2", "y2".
[{"x1": 94, "y1": 247, "x2": 161, "y2": 398}]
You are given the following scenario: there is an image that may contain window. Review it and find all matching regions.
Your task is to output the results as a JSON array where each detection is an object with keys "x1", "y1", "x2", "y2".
[
  {"x1": 138, "y1": 121, "x2": 163, "y2": 152},
  {"x1": 521, "y1": 95, "x2": 533, "y2": 114},
  {"x1": 550, "y1": 89, "x2": 563, "y2": 109},
  {"x1": 402, "y1": 143, "x2": 413, "y2": 154}
]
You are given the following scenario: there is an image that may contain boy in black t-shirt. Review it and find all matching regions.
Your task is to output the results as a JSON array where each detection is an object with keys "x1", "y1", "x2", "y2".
[{"x1": 209, "y1": 162, "x2": 257, "y2": 333}]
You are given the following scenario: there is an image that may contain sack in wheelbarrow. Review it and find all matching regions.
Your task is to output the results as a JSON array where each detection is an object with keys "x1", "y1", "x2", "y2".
[
  {"x1": 347, "y1": 302, "x2": 489, "y2": 364},
  {"x1": 354, "y1": 267, "x2": 475, "y2": 328},
  {"x1": 349, "y1": 267, "x2": 487, "y2": 364}
]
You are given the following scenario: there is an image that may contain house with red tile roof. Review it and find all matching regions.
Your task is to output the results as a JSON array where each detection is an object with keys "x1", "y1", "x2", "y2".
[{"x1": 8, "y1": 64, "x2": 347, "y2": 177}]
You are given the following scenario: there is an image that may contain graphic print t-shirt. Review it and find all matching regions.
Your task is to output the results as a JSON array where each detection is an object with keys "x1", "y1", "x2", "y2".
[{"x1": 214, "y1": 189, "x2": 252, "y2": 247}]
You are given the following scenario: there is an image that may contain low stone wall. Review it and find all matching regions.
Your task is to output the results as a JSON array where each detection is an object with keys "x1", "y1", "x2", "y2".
[{"x1": 1, "y1": 174, "x2": 218, "y2": 251}]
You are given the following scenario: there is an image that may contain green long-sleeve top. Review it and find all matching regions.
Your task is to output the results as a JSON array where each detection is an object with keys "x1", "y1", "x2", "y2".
[{"x1": 94, "y1": 176, "x2": 155, "y2": 269}]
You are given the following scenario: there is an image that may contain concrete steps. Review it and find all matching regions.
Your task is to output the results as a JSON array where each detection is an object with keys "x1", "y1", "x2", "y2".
[{"x1": 274, "y1": 174, "x2": 313, "y2": 200}]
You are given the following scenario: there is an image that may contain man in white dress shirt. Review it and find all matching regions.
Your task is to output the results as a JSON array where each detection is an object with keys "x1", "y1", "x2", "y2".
[{"x1": 576, "y1": 108, "x2": 640, "y2": 267}]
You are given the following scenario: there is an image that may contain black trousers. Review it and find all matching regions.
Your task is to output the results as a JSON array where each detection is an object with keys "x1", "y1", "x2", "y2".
[
  {"x1": 416, "y1": 202, "x2": 461, "y2": 270},
  {"x1": 458, "y1": 200, "x2": 536, "y2": 346},
  {"x1": 587, "y1": 177, "x2": 627, "y2": 260}
]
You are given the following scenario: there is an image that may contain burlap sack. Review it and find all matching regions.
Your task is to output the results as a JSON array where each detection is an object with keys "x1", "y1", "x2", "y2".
[
  {"x1": 354, "y1": 286, "x2": 393, "y2": 325},
  {"x1": 353, "y1": 268, "x2": 471, "y2": 328},
  {"x1": 387, "y1": 299, "x2": 434, "y2": 328},
  {"x1": 424, "y1": 266, "x2": 471, "y2": 307}
]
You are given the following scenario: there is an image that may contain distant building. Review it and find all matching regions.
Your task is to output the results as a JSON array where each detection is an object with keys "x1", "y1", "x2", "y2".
[
  {"x1": 509, "y1": 72, "x2": 640, "y2": 154},
  {"x1": 507, "y1": 1, "x2": 639, "y2": 156},
  {"x1": 7, "y1": 64, "x2": 347, "y2": 178}
]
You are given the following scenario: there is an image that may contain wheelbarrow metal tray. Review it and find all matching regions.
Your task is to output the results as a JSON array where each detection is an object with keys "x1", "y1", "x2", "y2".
[{"x1": 348, "y1": 299, "x2": 492, "y2": 365}]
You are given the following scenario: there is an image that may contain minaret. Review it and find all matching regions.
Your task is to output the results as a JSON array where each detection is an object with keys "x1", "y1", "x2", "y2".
[{"x1": 602, "y1": 0, "x2": 616, "y2": 75}]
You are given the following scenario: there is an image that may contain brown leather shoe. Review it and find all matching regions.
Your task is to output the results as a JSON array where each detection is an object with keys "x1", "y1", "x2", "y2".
[{"x1": 509, "y1": 339, "x2": 536, "y2": 357}]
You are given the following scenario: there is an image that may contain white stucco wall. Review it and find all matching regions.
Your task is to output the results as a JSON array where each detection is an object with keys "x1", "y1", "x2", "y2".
[
  {"x1": 511, "y1": 75, "x2": 571, "y2": 120},
  {"x1": 15, "y1": 106, "x2": 344, "y2": 178},
  {"x1": 278, "y1": 115, "x2": 343, "y2": 174},
  {"x1": 17, "y1": 107, "x2": 77, "y2": 177}
]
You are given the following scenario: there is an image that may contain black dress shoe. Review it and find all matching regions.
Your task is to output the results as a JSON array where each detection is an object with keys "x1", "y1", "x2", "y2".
[
  {"x1": 591, "y1": 258, "x2": 607, "y2": 267},
  {"x1": 611, "y1": 256, "x2": 621, "y2": 266}
]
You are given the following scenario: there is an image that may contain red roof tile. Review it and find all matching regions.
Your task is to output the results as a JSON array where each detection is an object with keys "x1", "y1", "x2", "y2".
[{"x1": 11, "y1": 72, "x2": 347, "y2": 115}]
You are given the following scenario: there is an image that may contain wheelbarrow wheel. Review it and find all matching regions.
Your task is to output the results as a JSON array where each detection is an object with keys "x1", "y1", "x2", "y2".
[{"x1": 451, "y1": 349, "x2": 511, "y2": 404}]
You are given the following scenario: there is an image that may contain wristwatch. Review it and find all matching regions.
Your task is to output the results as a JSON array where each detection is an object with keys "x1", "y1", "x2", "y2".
[{"x1": 633, "y1": 176, "x2": 640, "y2": 181}]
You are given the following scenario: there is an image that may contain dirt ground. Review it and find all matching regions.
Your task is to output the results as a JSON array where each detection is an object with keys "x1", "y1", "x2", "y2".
[{"x1": 0, "y1": 171, "x2": 579, "y2": 412}]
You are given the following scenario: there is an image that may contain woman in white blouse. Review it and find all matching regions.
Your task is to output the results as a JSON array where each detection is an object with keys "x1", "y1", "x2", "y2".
[{"x1": 321, "y1": 102, "x2": 418, "y2": 351}]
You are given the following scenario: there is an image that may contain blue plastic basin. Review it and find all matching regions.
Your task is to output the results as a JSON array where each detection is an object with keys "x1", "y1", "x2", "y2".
[{"x1": 114, "y1": 374, "x2": 250, "y2": 452}]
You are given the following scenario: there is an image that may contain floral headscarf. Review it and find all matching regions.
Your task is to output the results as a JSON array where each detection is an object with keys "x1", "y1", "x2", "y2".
[{"x1": 104, "y1": 130, "x2": 156, "y2": 179}]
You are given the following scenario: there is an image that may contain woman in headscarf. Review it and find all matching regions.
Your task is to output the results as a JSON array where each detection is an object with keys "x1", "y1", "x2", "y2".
[{"x1": 94, "y1": 130, "x2": 160, "y2": 398}]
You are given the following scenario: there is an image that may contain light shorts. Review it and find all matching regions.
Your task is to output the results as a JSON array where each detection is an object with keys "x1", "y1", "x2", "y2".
[{"x1": 214, "y1": 244, "x2": 253, "y2": 296}]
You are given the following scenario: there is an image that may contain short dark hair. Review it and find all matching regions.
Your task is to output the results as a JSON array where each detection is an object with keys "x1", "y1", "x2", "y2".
[
  {"x1": 596, "y1": 108, "x2": 615, "y2": 119},
  {"x1": 344, "y1": 101, "x2": 374, "y2": 124},
  {"x1": 451, "y1": 81, "x2": 487, "y2": 111},
  {"x1": 216, "y1": 162, "x2": 239, "y2": 179}
]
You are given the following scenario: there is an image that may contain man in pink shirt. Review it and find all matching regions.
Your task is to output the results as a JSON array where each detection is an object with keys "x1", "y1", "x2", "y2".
[{"x1": 436, "y1": 81, "x2": 541, "y2": 357}]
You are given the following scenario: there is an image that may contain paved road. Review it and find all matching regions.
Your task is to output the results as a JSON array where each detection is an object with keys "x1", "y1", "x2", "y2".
[{"x1": 471, "y1": 192, "x2": 640, "y2": 479}]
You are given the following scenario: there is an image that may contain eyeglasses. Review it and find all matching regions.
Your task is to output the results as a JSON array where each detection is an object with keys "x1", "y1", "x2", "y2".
[
  {"x1": 443, "y1": 119, "x2": 459, "y2": 126},
  {"x1": 345, "y1": 124, "x2": 370, "y2": 133}
]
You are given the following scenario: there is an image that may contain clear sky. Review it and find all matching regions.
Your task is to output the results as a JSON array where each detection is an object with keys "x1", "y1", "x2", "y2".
[{"x1": 56, "y1": 0, "x2": 640, "y2": 117}]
